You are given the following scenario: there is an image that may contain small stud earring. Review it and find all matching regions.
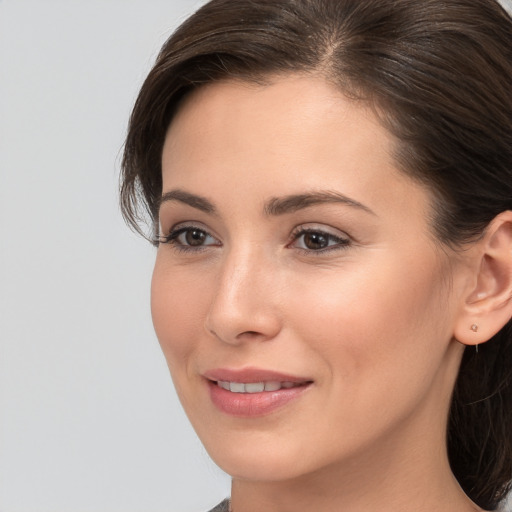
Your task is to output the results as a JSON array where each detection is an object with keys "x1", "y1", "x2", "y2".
[{"x1": 470, "y1": 324, "x2": 478, "y2": 332}]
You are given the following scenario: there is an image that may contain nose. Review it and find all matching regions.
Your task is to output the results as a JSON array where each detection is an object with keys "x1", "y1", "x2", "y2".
[{"x1": 204, "y1": 248, "x2": 282, "y2": 345}]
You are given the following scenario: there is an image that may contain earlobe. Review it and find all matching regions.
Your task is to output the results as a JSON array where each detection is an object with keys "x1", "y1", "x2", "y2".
[{"x1": 454, "y1": 211, "x2": 512, "y2": 347}]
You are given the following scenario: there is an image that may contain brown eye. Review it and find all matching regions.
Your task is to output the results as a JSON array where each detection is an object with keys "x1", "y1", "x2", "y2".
[
  {"x1": 291, "y1": 228, "x2": 351, "y2": 253},
  {"x1": 184, "y1": 229, "x2": 207, "y2": 246},
  {"x1": 159, "y1": 226, "x2": 220, "y2": 249},
  {"x1": 303, "y1": 232, "x2": 329, "y2": 250}
]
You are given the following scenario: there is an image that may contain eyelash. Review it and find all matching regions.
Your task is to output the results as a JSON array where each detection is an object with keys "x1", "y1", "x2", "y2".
[
  {"x1": 157, "y1": 225, "x2": 220, "y2": 253},
  {"x1": 158, "y1": 225, "x2": 351, "y2": 254},
  {"x1": 289, "y1": 226, "x2": 351, "y2": 254}
]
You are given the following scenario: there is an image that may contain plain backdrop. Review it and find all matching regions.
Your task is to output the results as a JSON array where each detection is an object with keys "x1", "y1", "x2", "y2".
[
  {"x1": 1, "y1": 1, "x2": 511, "y2": 512},
  {"x1": 0, "y1": 1, "x2": 230, "y2": 512}
]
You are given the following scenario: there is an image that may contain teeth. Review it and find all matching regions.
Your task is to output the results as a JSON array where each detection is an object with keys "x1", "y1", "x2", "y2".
[
  {"x1": 264, "y1": 381, "x2": 281, "y2": 391},
  {"x1": 219, "y1": 381, "x2": 230, "y2": 391},
  {"x1": 230, "y1": 382, "x2": 245, "y2": 393},
  {"x1": 217, "y1": 381, "x2": 301, "y2": 393},
  {"x1": 245, "y1": 382, "x2": 265, "y2": 393}
]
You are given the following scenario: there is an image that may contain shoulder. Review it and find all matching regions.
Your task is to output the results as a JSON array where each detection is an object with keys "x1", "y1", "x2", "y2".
[{"x1": 207, "y1": 498, "x2": 230, "y2": 512}]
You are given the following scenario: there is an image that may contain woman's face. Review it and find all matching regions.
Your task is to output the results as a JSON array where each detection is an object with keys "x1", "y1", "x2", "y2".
[{"x1": 152, "y1": 76, "x2": 468, "y2": 482}]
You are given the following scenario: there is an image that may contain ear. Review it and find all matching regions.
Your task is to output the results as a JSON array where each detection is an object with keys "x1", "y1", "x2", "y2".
[{"x1": 454, "y1": 211, "x2": 512, "y2": 347}]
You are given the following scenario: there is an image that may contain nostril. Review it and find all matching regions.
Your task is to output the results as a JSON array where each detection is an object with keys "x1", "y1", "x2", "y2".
[
  {"x1": 205, "y1": 299, "x2": 282, "y2": 345},
  {"x1": 236, "y1": 330, "x2": 268, "y2": 341}
]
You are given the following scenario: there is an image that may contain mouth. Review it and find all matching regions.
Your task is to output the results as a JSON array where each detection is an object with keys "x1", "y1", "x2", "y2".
[
  {"x1": 203, "y1": 368, "x2": 313, "y2": 417},
  {"x1": 214, "y1": 380, "x2": 308, "y2": 393}
]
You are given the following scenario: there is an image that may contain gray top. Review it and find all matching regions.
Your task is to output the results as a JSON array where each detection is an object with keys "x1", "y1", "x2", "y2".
[{"x1": 208, "y1": 498, "x2": 230, "y2": 512}]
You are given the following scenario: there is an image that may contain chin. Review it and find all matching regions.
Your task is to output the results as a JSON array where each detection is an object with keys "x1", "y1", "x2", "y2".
[
  {"x1": 198, "y1": 430, "x2": 322, "y2": 482},
  {"x1": 214, "y1": 453, "x2": 306, "y2": 482}
]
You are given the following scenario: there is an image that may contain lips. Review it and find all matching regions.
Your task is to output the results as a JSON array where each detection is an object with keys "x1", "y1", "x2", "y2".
[{"x1": 204, "y1": 368, "x2": 313, "y2": 417}]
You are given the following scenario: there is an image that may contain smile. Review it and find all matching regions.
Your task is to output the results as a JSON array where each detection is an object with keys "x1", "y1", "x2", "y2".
[
  {"x1": 216, "y1": 381, "x2": 305, "y2": 393},
  {"x1": 204, "y1": 369, "x2": 313, "y2": 417}
]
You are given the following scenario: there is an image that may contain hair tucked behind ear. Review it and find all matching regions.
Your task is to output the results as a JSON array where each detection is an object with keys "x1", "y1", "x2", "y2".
[
  {"x1": 120, "y1": 0, "x2": 512, "y2": 508},
  {"x1": 449, "y1": 323, "x2": 512, "y2": 508}
]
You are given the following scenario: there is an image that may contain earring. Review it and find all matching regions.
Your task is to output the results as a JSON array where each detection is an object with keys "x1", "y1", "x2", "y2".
[{"x1": 471, "y1": 324, "x2": 479, "y2": 353}]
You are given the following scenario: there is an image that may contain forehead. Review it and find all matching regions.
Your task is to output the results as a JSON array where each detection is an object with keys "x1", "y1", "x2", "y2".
[
  {"x1": 167, "y1": 75, "x2": 377, "y2": 138},
  {"x1": 164, "y1": 76, "x2": 391, "y2": 177},
  {"x1": 161, "y1": 75, "x2": 433, "y2": 229}
]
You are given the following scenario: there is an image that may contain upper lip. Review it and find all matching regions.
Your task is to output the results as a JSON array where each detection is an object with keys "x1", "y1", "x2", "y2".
[{"x1": 203, "y1": 367, "x2": 313, "y2": 384}]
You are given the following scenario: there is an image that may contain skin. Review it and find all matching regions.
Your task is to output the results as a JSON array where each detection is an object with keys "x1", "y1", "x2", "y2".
[{"x1": 152, "y1": 75, "x2": 486, "y2": 512}]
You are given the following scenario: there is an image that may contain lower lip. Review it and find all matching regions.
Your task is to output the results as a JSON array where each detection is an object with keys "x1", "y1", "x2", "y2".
[{"x1": 207, "y1": 380, "x2": 312, "y2": 417}]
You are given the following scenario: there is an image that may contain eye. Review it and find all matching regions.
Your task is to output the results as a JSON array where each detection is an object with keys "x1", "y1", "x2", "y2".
[
  {"x1": 290, "y1": 227, "x2": 350, "y2": 252},
  {"x1": 158, "y1": 225, "x2": 220, "y2": 251}
]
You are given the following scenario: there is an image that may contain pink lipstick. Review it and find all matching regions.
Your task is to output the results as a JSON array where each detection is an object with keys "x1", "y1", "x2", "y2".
[{"x1": 204, "y1": 368, "x2": 313, "y2": 417}]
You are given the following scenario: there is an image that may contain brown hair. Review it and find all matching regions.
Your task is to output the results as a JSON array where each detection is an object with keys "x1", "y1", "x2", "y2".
[{"x1": 120, "y1": 0, "x2": 512, "y2": 508}]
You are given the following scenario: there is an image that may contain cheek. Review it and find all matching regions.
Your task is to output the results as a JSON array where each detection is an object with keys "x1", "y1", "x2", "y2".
[
  {"x1": 285, "y1": 251, "x2": 452, "y2": 395},
  {"x1": 150, "y1": 257, "x2": 213, "y2": 375}
]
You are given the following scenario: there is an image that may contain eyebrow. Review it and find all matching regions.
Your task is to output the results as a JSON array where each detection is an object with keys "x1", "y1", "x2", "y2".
[
  {"x1": 159, "y1": 189, "x2": 217, "y2": 215},
  {"x1": 158, "y1": 188, "x2": 375, "y2": 217},
  {"x1": 264, "y1": 190, "x2": 376, "y2": 216}
]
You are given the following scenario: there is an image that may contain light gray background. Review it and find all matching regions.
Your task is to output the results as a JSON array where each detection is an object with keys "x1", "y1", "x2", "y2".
[
  {"x1": 0, "y1": 1, "x2": 230, "y2": 511},
  {"x1": 1, "y1": 1, "x2": 511, "y2": 512}
]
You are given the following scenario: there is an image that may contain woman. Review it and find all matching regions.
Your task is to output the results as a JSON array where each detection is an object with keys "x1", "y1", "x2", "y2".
[{"x1": 120, "y1": 0, "x2": 512, "y2": 510}]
